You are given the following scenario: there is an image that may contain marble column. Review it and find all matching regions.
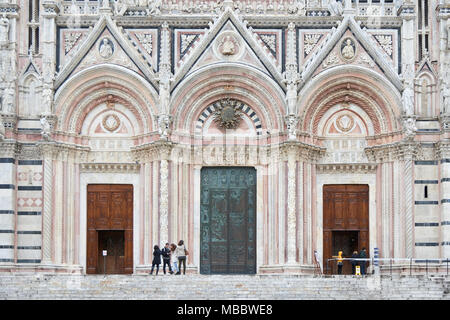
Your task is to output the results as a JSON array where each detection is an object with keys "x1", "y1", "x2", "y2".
[{"x1": 40, "y1": 144, "x2": 54, "y2": 265}]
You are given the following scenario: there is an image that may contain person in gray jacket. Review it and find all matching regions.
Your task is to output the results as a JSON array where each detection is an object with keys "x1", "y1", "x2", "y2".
[{"x1": 175, "y1": 240, "x2": 188, "y2": 275}]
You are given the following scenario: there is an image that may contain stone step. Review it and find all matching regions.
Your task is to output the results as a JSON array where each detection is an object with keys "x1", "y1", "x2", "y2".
[{"x1": 1, "y1": 274, "x2": 449, "y2": 300}]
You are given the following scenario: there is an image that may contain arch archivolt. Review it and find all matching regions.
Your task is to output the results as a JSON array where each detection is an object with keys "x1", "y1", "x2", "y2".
[
  {"x1": 171, "y1": 64, "x2": 286, "y2": 136},
  {"x1": 55, "y1": 64, "x2": 158, "y2": 137},
  {"x1": 68, "y1": 88, "x2": 147, "y2": 134},
  {"x1": 298, "y1": 66, "x2": 402, "y2": 138}
]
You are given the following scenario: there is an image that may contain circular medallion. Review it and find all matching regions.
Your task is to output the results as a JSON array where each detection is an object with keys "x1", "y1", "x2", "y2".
[
  {"x1": 340, "y1": 37, "x2": 356, "y2": 61},
  {"x1": 102, "y1": 114, "x2": 121, "y2": 132},
  {"x1": 98, "y1": 37, "x2": 114, "y2": 60},
  {"x1": 214, "y1": 31, "x2": 243, "y2": 60},
  {"x1": 213, "y1": 98, "x2": 243, "y2": 129},
  {"x1": 336, "y1": 114, "x2": 354, "y2": 133}
]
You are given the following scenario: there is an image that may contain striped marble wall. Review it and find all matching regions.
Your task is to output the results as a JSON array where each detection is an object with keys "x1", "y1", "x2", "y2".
[
  {"x1": 414, "y1": 160, "x2": 440, "y2": 259},
  {"x1": 0, "y1": 158, "x2": 16, "y2": 263},
  {"x1": 16, "y1": 160, "x2": 42, "y2": 264}
]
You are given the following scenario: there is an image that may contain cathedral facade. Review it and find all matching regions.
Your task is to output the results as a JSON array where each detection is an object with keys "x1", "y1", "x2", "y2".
[{"x1": 0, "y1": 0, "x2": 449, "y2": 275}]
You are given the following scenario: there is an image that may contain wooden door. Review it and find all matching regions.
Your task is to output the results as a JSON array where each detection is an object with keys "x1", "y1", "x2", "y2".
[
  {"x1": 97, "y1": 231, "x2": 125, "y2": 274},
  {"x1": 87, "y1": 184, "x2": 133, "y2": 274},
  {"x1": 323, "y1": 185, "x2": 369, "y2": 274},
  {"x1": 200, "y1": 167, "x2": 256, "y2": 274}
]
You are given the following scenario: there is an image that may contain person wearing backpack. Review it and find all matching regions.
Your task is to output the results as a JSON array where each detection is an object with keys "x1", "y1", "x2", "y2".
[{"x1": 175, "y1": 240, "x2": 188, "y2": 275}]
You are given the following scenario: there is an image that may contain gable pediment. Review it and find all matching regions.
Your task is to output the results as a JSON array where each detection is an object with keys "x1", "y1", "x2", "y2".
[
  {"x1": 172, "y1": 8, "x2": 285, "y2": 92},
  {"x1": 54, "y1": 15, "x2": 158, "y2": 91},
  {"x1": 300, "y1": 15, "x2": 402, "y2": 92}
]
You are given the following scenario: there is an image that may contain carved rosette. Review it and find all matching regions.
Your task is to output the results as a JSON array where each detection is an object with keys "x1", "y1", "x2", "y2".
[{"x1": 213, "y1": 98, "x2": 243, "y2": 130}]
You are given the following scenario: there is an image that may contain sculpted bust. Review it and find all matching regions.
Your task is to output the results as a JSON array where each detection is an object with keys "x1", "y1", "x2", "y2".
[
  {"x1": 341, "y1": 39, "x2": 355, "y2": 60},
  {"x1": 221, "y1": 36, "x2": 236, "y2": 56}
]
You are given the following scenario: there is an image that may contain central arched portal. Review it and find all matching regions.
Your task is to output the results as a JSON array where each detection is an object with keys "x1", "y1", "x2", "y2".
[{"x1": 200, "y1": 167, "x2": 257, "y2": 275}]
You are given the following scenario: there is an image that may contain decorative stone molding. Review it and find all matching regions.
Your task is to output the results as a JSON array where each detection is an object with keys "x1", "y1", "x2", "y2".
[
  {"x1": 365, "y1": 141, "x2": 420, "y2": 163},
  {"x1": 37, "y1": 141, "x2": 90, "y2": 163},
  {"x1": 279, "y1": 141, "x2": 326, "y2": 162},
  {"x1": 436, "y1": 141, "x2": 450, "y2": 160},
  {"x1": 0, "y1": 140, "x2": 18, "y2": 158},
  {"x1": 316, "y1": 163, "x2": 377, "y2": 174},
  {"x1": 17, "y1": 143, "x2": 42, "y2": 160},
  {"x1": 131, "y1": 140, "x2": 175, "y2": 163},
  {"x1": 79, "y1": 162, "x2": 140, "y2": 173}
]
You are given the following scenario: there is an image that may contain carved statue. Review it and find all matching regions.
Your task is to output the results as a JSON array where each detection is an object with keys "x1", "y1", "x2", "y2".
[
  {"x1": 221, "y1": 36, "x2": 236, "y2": 56},
  {"x1": 2, "y1": 86, "x2": 15, "y2": 114},
  {"x1": 42, "y1": 85, "x2": 54, "y2": 115},
  {"x1": 285, "y1": 115, "x2": 298, "y2": 140},
  {"x1": 341, "y1": 39, "x2": 355, "y2": 60},
  {"x1": 443, "y1": 83, "x2": 450, "y2": 114},
  {"x1": 157, "y1": 114, "x2": 171, "y2": 138},
  {"x1": 40, "y1": 116, "x2": 52, "y2": 141},
  {"x1": 0, "y1": 14, "x2": 9, "y2": 44},
  {"x1": 403, "y1": 117, "x2": 416, "y2": 141},
  {"x1": 99, "y1": 38, "x2": 114, "y2": 59},
  {"x1": 402, "y1": 80, "x2": 415, "y2": 116}
]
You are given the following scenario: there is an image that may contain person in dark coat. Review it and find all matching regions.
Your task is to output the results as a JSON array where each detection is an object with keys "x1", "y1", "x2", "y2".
[
  {"x1": 161, "y1": 243, "x2": 173, "y2": 275},
  {"x1": 150, "y1": 245, "x2": 162, "y2": 275},
  {"x1": 351, "y1": 250, "x2": 359, "y2": 275},
  {"x1": 359, "y1": 248, "x2": 367, "y2": 275}
]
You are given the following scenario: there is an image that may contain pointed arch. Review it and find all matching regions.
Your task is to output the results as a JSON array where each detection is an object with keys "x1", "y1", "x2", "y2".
[
  {"x1": 415, "y1": 70, "x2": 437, "y2": 117},
  {"x1": 18, "y1": 71, "x2": 42, "y2": 117}
]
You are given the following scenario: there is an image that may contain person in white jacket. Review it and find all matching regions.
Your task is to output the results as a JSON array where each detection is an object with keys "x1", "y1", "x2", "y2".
[{"x1": 170, "y1": 243, "x2": 178, "y2": 274}]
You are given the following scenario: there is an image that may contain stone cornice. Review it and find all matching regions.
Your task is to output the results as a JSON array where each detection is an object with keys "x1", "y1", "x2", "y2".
[
  {"x1": 0, "y1": 3, "x2": 19, "y2": 18},
  {"x1": 436, "y1": 141, "x2": 450, "y2": 159},
  {"x1": 316, "y1": 163, "x2": 377, "y2": 174},
  {"x1": 38, "y1": 141, "x2": 90, "y2": 162},
  {"x1": 0, "y1": 140, "x2": 19, "y2": 158},
  {"x1": 80, "y1": 162, "x2": 140, "y2": 173},
  {"x1": 131, "y1": 139, "x2": 175, "y2": 162},
  {"x1": 365, "y1": 141, "x2": 420, "y2": 162},
  {"x1": 437, "y1": 3, "x2": 450, "y2": 21},
  {"x1": 279, "y1": 140, "x2": 326, "y2": 162}
]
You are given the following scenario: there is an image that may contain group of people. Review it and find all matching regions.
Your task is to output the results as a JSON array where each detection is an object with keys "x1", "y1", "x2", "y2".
[
  {"x1": 336, "y1": 247, "x2": 367, "y2": 275},
  {"x1": 150, "y1": 240, "x2": 189, "y2": 275}
]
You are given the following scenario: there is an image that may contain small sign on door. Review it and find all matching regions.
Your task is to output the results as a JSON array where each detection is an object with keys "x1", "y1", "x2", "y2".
[{"x1": 102, "y1": 250, "x2": 107, "y2": 256}]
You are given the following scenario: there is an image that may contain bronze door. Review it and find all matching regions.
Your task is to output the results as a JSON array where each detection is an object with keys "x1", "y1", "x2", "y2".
[
  {"x1": 87, "y1": 184, "x2": 133, "y2": 274},
  {"x1": 323, "y1": 185, "x2": 369, "y2": 275},
  {"x1": 200, "y1": 167, "x2": 256, "y2": 274}
]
